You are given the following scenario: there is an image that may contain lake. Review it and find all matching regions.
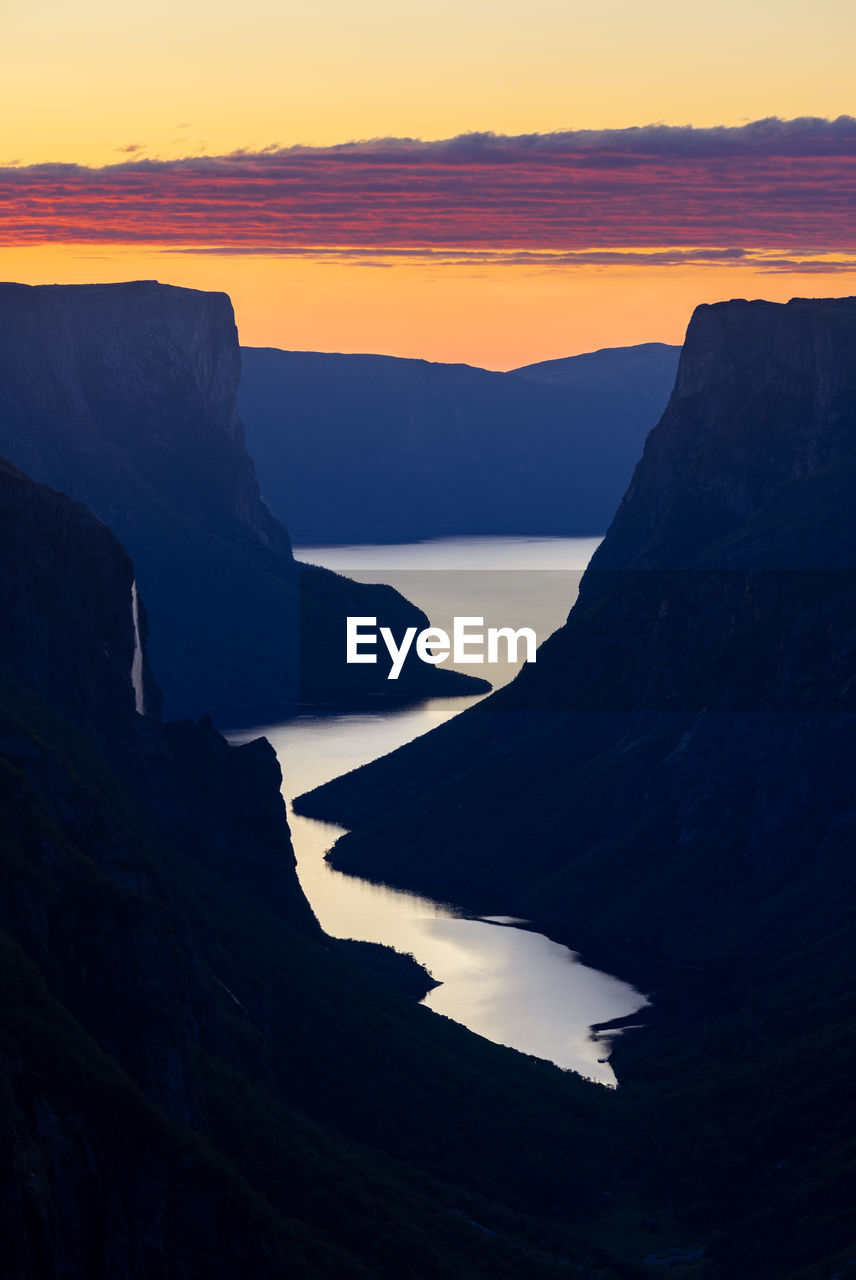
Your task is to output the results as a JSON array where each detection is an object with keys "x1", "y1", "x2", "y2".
[{"x1": 226, "y1": 536, "x2": 648, "y2": 1085}]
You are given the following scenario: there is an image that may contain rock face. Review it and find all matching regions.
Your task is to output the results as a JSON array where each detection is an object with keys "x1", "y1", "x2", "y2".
[
  {"x1": 298, "y1": 297, "x2": 856, "y2": 962},
  {"x1": 0, "y1": 457, "x2": 311, "y2": 1273},
  {"x1": 0, "y1": 456, "x2": 627, "y2": 1280},
  {"x1": 0, "y1": 451, "x2": 317, "y2": 926},
  {"x1": 293, "y1": 298, "x2": 856, "y2": 1275},
  {"x1": 0, "y1": 456, "x2": 159, "y2": 744},
  {"x1": 593, "y1": 300, "x2": 856, "y2": 572},
  {"x1": 0, "y1": 281, "x2": 272, "y2": 542},
  {"x1": 237, "y1": 343, "x2": 680, "y2": 542},
  {"x1": 0, "y1": 281, "x2": 484, "y2": 719}
]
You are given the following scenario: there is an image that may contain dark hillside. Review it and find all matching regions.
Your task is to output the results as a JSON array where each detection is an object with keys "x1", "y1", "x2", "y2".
[
  {"x1": 238, "y1": 342, "x2": 680, "y2": 542},
  {"x1": 0, "y1": 455, "x2": 639, "y2": 1278},
  {"x1": 297, "y1": 297, "x2": 856, "y2": 1277},
  {"x1": 0, "y1": 281, "x2": 483, "y2": 720}
]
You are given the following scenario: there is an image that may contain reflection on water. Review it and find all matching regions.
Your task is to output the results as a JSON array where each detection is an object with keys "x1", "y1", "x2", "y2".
[
  {"x1": 228, "y1": 537, "x2": 648, "y2": 1085},
  {"x1": 296, "y1": 535, "x2": 604, "y2": 572}
]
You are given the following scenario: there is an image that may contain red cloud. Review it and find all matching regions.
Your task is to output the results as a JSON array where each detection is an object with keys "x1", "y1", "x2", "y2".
[{"x1": 3, "y1": 119, "x2": 856, "y2": 257}]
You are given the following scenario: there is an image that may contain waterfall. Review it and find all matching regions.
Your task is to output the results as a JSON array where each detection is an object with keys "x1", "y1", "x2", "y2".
[{"x1": 131, "y1": 580, "x2": 146, "y2": 716}]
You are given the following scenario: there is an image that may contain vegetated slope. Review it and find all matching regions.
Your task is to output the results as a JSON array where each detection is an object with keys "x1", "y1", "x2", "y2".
[
  {"x1": 0, "y1": 281, "x2": 484, "y2": 721},
  {"x1": 0, "y1": 455, "x2": 648, "y2": 1278},
  {"x1": 296, "y1": 297, "x2": 856, "y2": 1278},
  {"x1": 237, "y1": 343, "x2": 680, "y2": 542}
]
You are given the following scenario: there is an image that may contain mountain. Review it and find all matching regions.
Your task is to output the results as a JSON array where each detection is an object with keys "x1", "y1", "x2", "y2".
[
  {"x1": 1, "y1": 454, "x2": 651, "y2": 1278},
  {"x1": 299, "y1": 298, "x2": 856, "y2": 950},
  {"x1": 513, "y1": 340, "x2": 680, "y2": 389},
  {"x1": 0, "y1": 281, "x2": 484, "y2": 721},
  {"x1": 237, "y1": 343, "x2": 680, "y2": 543},
  {"x1": 296, "y1": 297, "x2": 856, "y2": 1277}
]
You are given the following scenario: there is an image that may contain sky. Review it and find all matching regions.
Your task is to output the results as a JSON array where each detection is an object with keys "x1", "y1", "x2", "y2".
[{"x1": 3, "y1": 0, "x2": 855, "y2": 366}]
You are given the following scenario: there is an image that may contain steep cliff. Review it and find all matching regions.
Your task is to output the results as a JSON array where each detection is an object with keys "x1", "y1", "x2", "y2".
[
  {"x1": 294, "y1": 297, "x2": 856, "y2": 1276},
  {"x1": 299, "y1": 297, "x2": 856, "y2": 957},
  {"x1": 0, "y1": 281, "x2": 484, "y2": 720},
  {"x1": 237, "y1": 343, "x2": 679, "y2": 543},
  {"x1": 0, "y1": 456, "x2": 159, "y2": 744},
  {"x1": 0, "y1": 459, "x2": 641, "y2": 1277},
  {"x1": 0, "y1": 457, "x2": 304, "y2": 1272}
]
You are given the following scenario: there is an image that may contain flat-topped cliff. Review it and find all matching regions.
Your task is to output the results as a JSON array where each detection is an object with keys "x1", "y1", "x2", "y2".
[
  {"x1": 293, "y1": 296, "x2": 856, "y2": 1274},
  {"x1": 299, "y1": 296, "x2": 856, "y2": 958},
  {"x1": 0, "y1": 281, "x2": 485, "y2": 718}
]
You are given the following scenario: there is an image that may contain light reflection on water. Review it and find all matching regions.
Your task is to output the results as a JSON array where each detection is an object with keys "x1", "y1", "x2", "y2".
[{"x1": 227, "y1": 537, "x2": 648, "y2": 1085}]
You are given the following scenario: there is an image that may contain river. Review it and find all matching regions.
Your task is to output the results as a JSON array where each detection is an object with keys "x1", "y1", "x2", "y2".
[{"x1": 226, "y1": 536, "x2": 648, "y2": 1085}]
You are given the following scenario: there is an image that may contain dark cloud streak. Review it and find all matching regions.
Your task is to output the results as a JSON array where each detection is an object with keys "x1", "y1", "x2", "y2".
[{"x1": 3, "y1": 119, "x2": 855, "y2": 262}]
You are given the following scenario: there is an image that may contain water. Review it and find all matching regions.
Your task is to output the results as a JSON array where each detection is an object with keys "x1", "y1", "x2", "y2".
[
  {"x1": 295, "y1": 535, "x2": 603, "y2": 571},
  {"x1": 227, "y1": 536, "x2": 648, "y2": 1085}
]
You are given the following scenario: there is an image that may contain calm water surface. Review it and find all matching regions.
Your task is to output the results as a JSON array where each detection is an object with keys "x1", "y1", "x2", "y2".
[{"x1": 227, "y1": 537, "x2": 648, "y2": 1085}]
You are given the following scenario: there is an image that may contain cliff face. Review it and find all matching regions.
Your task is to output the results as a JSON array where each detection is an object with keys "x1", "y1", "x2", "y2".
[
  {"x1": 299, "y1": 297, "x2": 856, "y2": 962},
  {"x1": 0, "y1": 281, "x2": 483, "y2": 719},
  {"x1": 595, "y1": 298, "x2": 856, "y2": 571},
  {"x1": 0, "y1": 281, "x2": 277, "y2": 547},
  {"x1": 0, "y1": 456, "x2": 160, "y2": 743},
  {"x1": 0, "y1": 456, "x2": 307, "y2": 1273},
  {"x1": 237, "y1": 343, "x2": 679, "y2": 543},
  {"x1": 292, "y1": 298, "x2": 856, "y2": 1275},
  {"x1": 0, "y1": 449, "x2": 317, "y2": 1023},
  {"x1": 0, "y1": 458, "x2": 627, "y2": 1280},
  {"x1": 0, "y1": 450, "x2": 310, "y2": 925}
]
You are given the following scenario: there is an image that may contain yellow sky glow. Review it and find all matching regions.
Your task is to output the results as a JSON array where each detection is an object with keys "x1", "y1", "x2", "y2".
[
  {"x1": 5, "y1": 0, "x2": 856, "y2": 167},
  {"x1": 4, "y1": 0, "x2": 855, "y2": 362}
]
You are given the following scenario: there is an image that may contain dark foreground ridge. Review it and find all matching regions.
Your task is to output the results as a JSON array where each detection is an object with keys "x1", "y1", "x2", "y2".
[
  {"x1": 237, "y1": 342, "x2": 680, "y2": 542},
  {"x1": 0, "y1": 281, "x2": 485, "y2": 720},
  {"x1": 1, "y1": 454, "x2": 652, "y2": 1279},
  {"x1": 297, "y1": 296, "x2": 856, "y2": 1277}
]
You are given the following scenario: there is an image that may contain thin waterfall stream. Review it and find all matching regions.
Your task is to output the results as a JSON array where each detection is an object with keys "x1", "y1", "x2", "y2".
[{"x1": 131, "y1": 580, "x2": 145, "y2": 716}]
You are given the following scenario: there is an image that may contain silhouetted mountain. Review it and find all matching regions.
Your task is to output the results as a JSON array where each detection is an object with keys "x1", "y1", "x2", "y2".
[
  {"x1": 513, "y1": 340, "x2": 679, "y2": 388},
  {"x1": 297, "y1": 297, "x2": 856, "y2": 1277},
  {"x1": 302, "y1": 300, "x2": 856, "y2": 947},
  {"x1": 0, "y1": 282, "x2": 485, "y2": 721},
  {"x1": 237, "y1": 343, "x2": 680, "y2": 542},
  {"x1": 1, "y1": 455, "x2": 644, "y2": 1279}
]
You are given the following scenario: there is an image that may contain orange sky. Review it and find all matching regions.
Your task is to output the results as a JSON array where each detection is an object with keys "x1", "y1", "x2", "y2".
[
  {"x1": 6, "y1": 0, "x2": 856, "y2": 167},
  {"x1": 4, "y1": 0, "x2": 855, "y2": 365},
  {"x1": 4, "y1": 244, "x2": 853, "y2": 370}
]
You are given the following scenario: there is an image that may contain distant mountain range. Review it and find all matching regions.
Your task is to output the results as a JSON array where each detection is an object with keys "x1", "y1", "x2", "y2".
[{"x1": 238, "y1": 342, "x2": 680, "y2": 542}]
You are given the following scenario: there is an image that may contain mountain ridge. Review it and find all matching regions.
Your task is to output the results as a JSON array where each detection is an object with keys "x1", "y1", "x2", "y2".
[
  {"x1": 0, "y1": 451, "x2": 642, "y2": 1279},
  {"x1": 512, "y1": 341, "x2": 680, "y2": 383},
  {"x1": 238, "y1": 340, "x2": 681, "y2": 543},
  {"x1": 0, "y1": 281, "x2": 484, "y2": 719},
  {"x1": 292, "y1": 295, "x2": 856, "y2": 1274},
  {"x1": 297, "y1": 295, "x2": 856, "y2": 952}
]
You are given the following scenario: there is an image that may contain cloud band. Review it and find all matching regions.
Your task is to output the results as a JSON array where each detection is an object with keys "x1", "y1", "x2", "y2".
[{"x1": 3, "y1": 118, "x2": 855, "y2": 263}]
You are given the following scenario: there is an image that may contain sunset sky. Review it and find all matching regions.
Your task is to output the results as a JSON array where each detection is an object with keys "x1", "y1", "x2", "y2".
[{"x1": 3, "y1": 0, "x2": 855, "y2": 367}]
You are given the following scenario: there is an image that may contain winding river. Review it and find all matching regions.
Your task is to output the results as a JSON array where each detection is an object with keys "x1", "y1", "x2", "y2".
[{"x1": 226, "y1": 537, "x2": 648, "y2": 1085}]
